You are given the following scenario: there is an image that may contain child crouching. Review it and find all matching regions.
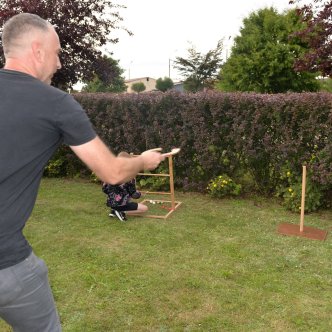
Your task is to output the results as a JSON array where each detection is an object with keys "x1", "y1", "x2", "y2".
[{"x1": 102, "y1": 152, "x2": 148, "y2": 221}]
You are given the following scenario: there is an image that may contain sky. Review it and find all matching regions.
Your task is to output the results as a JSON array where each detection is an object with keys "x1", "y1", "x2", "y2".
[{"x1": 103, "y1": 0, "x2": 296, "y2": 82}]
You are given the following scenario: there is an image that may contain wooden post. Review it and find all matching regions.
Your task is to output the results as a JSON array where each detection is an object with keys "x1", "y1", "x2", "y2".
[
  {"x1": 169, "y1": 155, "x2": 175, "y2": 210},
  {"x1": 300, "y1": 165, "x2": 306, "y2": 233},
  {"x1": 277, "y1": 164, "x2": 327, "y2": 240}
]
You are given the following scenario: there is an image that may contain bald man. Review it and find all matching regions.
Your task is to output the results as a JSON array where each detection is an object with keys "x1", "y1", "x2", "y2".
[{"x1": 0, "y1": 13, "x2": 164, "y2": 331}]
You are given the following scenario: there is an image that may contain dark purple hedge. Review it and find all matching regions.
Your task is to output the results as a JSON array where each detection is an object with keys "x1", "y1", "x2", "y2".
[{"x1": 49, "y1": 91, "x2": 331, "y2": 202}]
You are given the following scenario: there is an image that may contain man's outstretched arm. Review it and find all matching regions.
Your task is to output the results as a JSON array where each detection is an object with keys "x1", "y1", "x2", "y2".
[{"x1": 70, "y1": 136, "x2": 164, "y2": 184}]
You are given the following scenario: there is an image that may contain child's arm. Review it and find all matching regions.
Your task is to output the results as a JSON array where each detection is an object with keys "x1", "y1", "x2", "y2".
[
  {"x1": 127, "y1": 179, "x2": 141, "y2": 199},
  {"x1": 102, "y1": 183, "x2": 110, "y2": 194},
  {"x1": 131, "y1": 191, "x2": 141, "y2": 199},
  {"x1": 103, "y1": 184, "x2": 128, "y2": 207}
]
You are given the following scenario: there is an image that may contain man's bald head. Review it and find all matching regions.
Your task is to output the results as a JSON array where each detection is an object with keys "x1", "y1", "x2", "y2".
[{"x1": 2, "y1": 13, "x2": 51, "y2": 57}]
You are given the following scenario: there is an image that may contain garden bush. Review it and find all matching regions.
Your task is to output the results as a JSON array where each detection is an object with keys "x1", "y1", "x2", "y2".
[
  {"x1": 45, "y1": 91, "x2": 332, "y2": 210},
  {"x1": 276, "y1": 166, "x2": 325, "y2": 212},
  {"x1": 207, "y1": 175, "x2": 242, "y2": 198}
]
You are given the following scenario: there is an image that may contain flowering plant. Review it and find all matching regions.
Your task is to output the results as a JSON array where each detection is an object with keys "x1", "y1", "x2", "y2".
[
  {"x1": 207, "y1": 175, "x2": 242, "y2": 198},
  {"x1": 276, "y1": 167, "x2": 324, "y2": 213}
]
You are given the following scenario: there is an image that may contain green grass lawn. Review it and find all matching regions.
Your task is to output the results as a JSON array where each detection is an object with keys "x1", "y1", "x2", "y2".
[{"x1": 1, "y1": 178, "x2": 331, "y2": 331}]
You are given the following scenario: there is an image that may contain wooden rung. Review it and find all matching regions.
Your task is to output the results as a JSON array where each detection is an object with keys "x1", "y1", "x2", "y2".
[
  {"x1": 142, "y1": 214, "x2": 167, "y2": 219},
  {"x1": 130, "y1": 200, "x2": 182, "y2": 219},
  {"x1": 137, "y1": 173, "x2": 170, "y2": 177},
  {"x1": 140, "y1": 191, "x2": 171, "y2": 195}
]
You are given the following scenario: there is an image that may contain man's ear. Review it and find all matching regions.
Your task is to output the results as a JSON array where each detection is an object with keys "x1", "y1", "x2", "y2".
[{"x1": 31, "y1": 41, "x2": 44, "y2": 63}]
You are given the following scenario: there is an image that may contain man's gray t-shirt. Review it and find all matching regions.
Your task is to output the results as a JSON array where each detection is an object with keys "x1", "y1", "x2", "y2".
[{"x1": 0, "y1": 69, "x2": 97, "y2": 269}]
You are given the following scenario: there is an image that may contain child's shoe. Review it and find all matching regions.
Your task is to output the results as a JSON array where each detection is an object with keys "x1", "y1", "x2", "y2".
[
  {"x1": 109, "y1": 210, "x2": 116, "y2": 217},
  {"x1": 114, "y1": 210, "x2": 127, "y2": 222}
]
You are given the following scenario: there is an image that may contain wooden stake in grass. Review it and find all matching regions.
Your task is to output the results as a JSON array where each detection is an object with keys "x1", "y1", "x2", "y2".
[
  {"x1": 300, "y1": 165, "x2": 306, "y2": 232},
  {"x1": 277, "y1": 165, "x2": 328, "y2": 241}
]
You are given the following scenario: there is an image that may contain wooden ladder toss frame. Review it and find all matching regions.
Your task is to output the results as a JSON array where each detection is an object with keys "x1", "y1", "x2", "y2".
[{"x1": 132, "y1": 154, "x2": 182, "y2": 219}]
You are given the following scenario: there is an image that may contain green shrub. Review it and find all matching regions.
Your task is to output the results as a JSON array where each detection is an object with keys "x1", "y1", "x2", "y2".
[
  {"x1": 44, "y1": 156, "x2": 67, "y2": 177},
  {"x1": 276, "y1": 168, "x2": 324, "y2": 213},
  {"x1": 44, "y1": 145, "x2": 91, "y2": 179},
  {"x1": 136, "y1": 175, "x2": 168, "y2": 191},
  {"x1": 90, "y1": 172, "x2": 100, "y2": 184},
  {"x1": 207, "y1": 175, "x2": 242, "y2": 198}
]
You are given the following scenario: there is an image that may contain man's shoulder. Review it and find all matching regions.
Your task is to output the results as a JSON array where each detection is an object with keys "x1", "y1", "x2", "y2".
[{"x1": 0, "y1": 69, "x2": 70, "y2": 101}]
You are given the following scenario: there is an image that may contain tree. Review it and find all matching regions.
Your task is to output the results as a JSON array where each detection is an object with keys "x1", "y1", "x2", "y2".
[
  {"x1": 131, "y1": 82, "x2": 146, "y2": 93},
  {"x1": 82, "y1": 56, "x2": 126, "y2": 93},
  {"x1": 217, "y1": 7, "x2": 319, "y2": 93},
  {"x1": 156, "y1": 77, "x2": 174, "y2": 92},
  {"x1": 290, "y1": 0, "x2": 332, "y2": 77},
  {"x1": 172, "y1": 40, "x2": 223, "y2": 92},
  {"x1": 0, "y1": 0, "x2": 132, "y2": 89}
]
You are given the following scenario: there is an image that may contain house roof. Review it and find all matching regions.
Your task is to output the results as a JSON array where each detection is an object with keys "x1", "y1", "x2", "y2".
[{"x1": 125, "y1": 77, "x2": 156, "y2": 83}]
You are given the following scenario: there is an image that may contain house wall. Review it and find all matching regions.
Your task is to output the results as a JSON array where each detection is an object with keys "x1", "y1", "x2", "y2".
[{"x1": 125, "y1": 77, "x2": 157, "y2": 93}]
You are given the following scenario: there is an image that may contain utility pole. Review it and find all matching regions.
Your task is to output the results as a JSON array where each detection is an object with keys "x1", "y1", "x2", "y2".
[
  {"x1": 128, "y1": 60, "x2": 133, "y2": 80},
  {"x1": 168, "y1": 49, "x2": 178, "y2": 79}
]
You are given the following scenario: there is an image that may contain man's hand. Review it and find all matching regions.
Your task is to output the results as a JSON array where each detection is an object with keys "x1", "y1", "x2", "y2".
[{"x1": 141, "y1": 148, "x2": 165, "y2": 170}]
